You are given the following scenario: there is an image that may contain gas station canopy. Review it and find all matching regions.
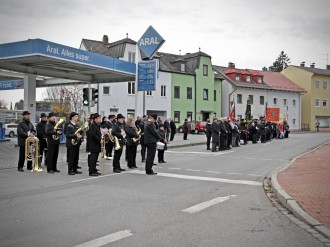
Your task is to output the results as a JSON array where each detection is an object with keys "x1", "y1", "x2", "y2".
[{"x1": 0, "y1": 39, "x2": 136, "y2": 85}]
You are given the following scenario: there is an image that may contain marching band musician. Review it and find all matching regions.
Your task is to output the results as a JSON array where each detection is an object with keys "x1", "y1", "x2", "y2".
[
  {"x1": 111, "y1": 114, "x2": 126, "y2": 173},
  {"x1": 105, "y1": 114, "x2": 115, "y2": 160},
  {"x1": 139, "y1": 116, "x2": 147, "y2": 163},
  {"x1": 211, "y1": 118, "x2": 220, "y2": 152},
  {"x1": 17, "y1": 111, "x2": 36, "y2": 172},
  {"x1": 85, "y1": 113, "x2": 95, "y2": 168},
  {"x1": 157, "y1": 124, "x2": 167, "y2": 163},
  {"x1": 66, "y1": 112, "x2": 83, "y2": 175},
  {"x1": 46, "y1": 112, "x2": 61, "y2": 174},
  {"x1": 36, "y1": 113, "x2": 48, "y2": 167},
  {"x1": 124, "y1": 117, "x2": 140, "y2": 169},
  {"x1": 88, "y1": 113, "x2": 102, "y2": 176}
]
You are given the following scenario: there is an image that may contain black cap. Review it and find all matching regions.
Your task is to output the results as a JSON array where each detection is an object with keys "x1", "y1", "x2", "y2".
[
  {"x1": 22, "y1": 111, "x2": 31, "y2": 115},
  {"x1": 70, "y1": 112, "x2": 79, "y2": 119},
  {"x1": 40, "y1": 113, "x2": 47, "y2": 118},
  {"x1": 149, "y1": 113, "x2": 157, "y2": 120},
  {"x1": 94, "y1": 113, "x2": 101, "y2": 119},
  {"x1": 117, "y1": 113, "x2": 125, "y2": 119},
  {"x1": 159, "y1": 124, "x2": 164, "y2": 128},
  {"x1": 108, "y1": 114, "x2": 114, "y2": 119},
  {"x1": 48, "y1": 112, "x2": 55, "y2": 118}
]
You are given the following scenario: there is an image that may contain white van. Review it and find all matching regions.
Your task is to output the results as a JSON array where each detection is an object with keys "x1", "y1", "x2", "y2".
[{"x1": 5, "y1": 123, "x2": 18, "y2": 138}]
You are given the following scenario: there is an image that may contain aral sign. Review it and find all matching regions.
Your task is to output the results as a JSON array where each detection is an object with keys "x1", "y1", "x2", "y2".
[{"x1": 138, "y1": 26, "x2": 165, "y2": 59}]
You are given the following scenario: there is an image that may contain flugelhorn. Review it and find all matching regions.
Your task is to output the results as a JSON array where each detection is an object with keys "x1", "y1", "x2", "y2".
[
  {"x1": 52, "y1": 118, "x2": 66, "y2": 140},
  {"x1": 25, "y1": 136, "x2": 43, "y2": 172},
  {"x1": 71, "y1": 122, "x2": 89, "y2": 145},
  {"x1": 132, "y1": 126, "x2": 142, "y2": 142}
]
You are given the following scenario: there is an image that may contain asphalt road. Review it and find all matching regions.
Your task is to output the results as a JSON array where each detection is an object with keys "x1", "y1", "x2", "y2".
[{"x1": 0, "y1": 133, "x2": 329, "y2": 247}]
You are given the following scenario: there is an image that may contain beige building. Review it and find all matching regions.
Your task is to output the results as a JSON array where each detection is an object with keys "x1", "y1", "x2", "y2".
[{"x1": 282, "y1": 64, "x2": 330, "y2": 130}]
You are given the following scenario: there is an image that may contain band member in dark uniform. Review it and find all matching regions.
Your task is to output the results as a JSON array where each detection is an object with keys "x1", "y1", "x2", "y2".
[
  {"x1": 17, "y1": 111, "x2": 36, "y2": 172},
  {"x1": 259, "y1": 120, "x2": 267, "y2": 143},
  {"x1": 183, "y1": 119, "x2": 189, "y2": 140},
  {"x1": 240, "y1": 119, "x2": 248, "y2": 145},
  {"x1": 46, "y1": 112, "x2": 61, "y2": 174},
  {"x1": 66, "y1": 112, "x2": 83, "y2": 175},
  {"x1": 206, "y1": 119, "x2": 212, "y2": 150},
  {"x1": 266, "y1": 121, "x2": 273, "y2": 141},
  {"x1": 224, "y1": 118, "x2": 233, "y2": 150},
  {"x1": 111, "y1": 114, "x2": 126, "y2": 173},
  {"x1": 104, "y1": 114, "x2": 115, "y2": 160},
  {"x1": 157, "y1": 124, "x2": 167, "y2": 163},
  {"x1": 250, "y1": 120, "x2": 258, "y2": 144},
  {"x1": 88, "y1": 113, "x2": 102, "y2": 176},
  {"x1": 219, "y1": 118, "x2": 228, "y2": 151},
  {"x1": 211, "y1": 118, "x2": 219, "y2": 152},
  {"x1": 170, "y1": 118, "x2": 176, "y2": 141},
  {"x1": 36, "y1": 113, "x2": 48, "y2": 166},
  {"x1": 163, "y1": 118, "x2": 170, "y2": 141},
  {"x1": 124, "y1": 117, "x2": 140, "y2": 169},
  {"x1": 144, "y1": 113, "x2": 167, "y2": 175},
  {"x1": 140, "y1": 116, "x2": 147, "y2": 162},
  {"x1": 85, "y1": 114, "x2": 95, "y2": 168}
]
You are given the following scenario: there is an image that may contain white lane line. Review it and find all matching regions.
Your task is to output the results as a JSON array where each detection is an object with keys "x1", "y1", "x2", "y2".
[
  {"x1": 71, "y1": 172, "x2": 124, "y2": 183},
  {"x1": 167, "y1": 151, "x2": 213, "y2": 155},
  {"x1": 73, "y1": 229, "x2": 133, "y2": 247},
  {"x1": 244, "y1": 157, "x2": 256, "y2": 160},
  {"x1": 227, "y1": 173, "x2": 242, "y2": 175},
  {"x1": 182, "y1": 195, "x2": 236, "y2": 213},
  {"x1": 186, "y1": 169, "x2": 200, "y2": 172},
  {"x1": 248, "y1": 174, "x2": 264, "y2": 177},
  {"x1": 260, "y1": 158, "x2": 272, "y2": 161},
  {"x1": 206, "y1": 171, "x2": 222, "y2": 174},
  {"x1": 214, "y1": 150, "x2": 235, "y2": 156},
  {"x1": 129, "y1": 170, "x2": 262, "y2": 186},
  {"x1": 168, "y1": 167, "x2": 181, "y2": 170},
  {"x1": 263, "y1": 143, "x2": 271, "y2": 145}
]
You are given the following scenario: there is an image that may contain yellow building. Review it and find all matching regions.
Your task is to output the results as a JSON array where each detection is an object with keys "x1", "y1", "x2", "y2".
[{"x1": 282, "y1": 64, "x2": 330, "y2": 130}]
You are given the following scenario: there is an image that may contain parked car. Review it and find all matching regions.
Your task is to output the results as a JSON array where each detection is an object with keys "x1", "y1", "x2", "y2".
[
  {"x1": 178, "y1": 121, "x2": 207, "y2": 134},
  {"x1": 5, "y1": 123, "x2": 18, "y2": 138}
]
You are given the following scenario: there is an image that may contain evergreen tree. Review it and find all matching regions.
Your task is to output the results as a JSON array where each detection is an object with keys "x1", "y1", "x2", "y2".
[{"x1": 268, "y1": 51, "x2": 291, "y2": 72}]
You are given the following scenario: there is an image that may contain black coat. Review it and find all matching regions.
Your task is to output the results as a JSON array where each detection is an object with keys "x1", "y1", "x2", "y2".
[
  {"x1": 158, "y1": 129, "x2": 168, "y2": 150},
  {"x1": 183, "y1": 122, "x2": 189, "y2": 133},
  {"x1": 36, "y1": 120, "x2": 47, "y2": 147},
  {"x1": 206, "y1": 122, "x2": 212, "y2": 137},
  {"x1": 124, "y1": 125, "x2": 139, "y2": 147},
  {"x1": 144, "y1": 121, "x2": 164, "y2": 144},
  {"x1": 46, "y1": 121, "x2": 60, "y2": 145},
  {"x1": 170, "y1": 121, "x2": 176, "y2": 134},
  {"x1": 66, "y1": 122, "x2": 82, "y2": 147},
  {"x1": 219, "y1": 122, "x2": 228, "y2": 137},
  {"x1": 211, "y1": 122, "x2": 220, "y2": 143},
  {"x1": 111, "y1": 122, "x2": 125, "y2": 146},
  {"x1": 89, "y1": 122, "x2": 102, "y2": 153},
  {"x1": 139, "y1": 121, "x2": 145, "y2": 145},
  {"x1": 17, "y1": 119, "x2": 36, "y2": 147},
  {"x1": 163, "y1": 121, "x2": 170, "y2": 133}
]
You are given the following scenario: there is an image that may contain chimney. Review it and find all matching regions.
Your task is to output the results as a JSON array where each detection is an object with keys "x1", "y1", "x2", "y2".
[
  {"x1": 102, "y1": 35, "x2": 109, "y2": 45},
  {"x1": 327, "y1": 65, "x2": 330, "y2": 70},
  {"x1": 300, "y1": 61, "x2": 305, "y2": 67},
  {"x1": 310, "y1": 63, "x2": 315, "y2": 68},
  {"x1": 228, "y1": 62, "x2": 235, "y2": 69}
]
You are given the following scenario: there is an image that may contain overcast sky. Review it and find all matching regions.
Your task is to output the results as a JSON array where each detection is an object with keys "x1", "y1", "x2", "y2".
[{"x1": 0, "y1": 0, "x2": 329, "y2": 106}]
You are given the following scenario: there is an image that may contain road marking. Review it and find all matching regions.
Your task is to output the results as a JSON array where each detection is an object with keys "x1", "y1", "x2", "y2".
[
  {"x1": 71, "y1": 172, "x2": 124, "y2": 183},
  {"x1": 167, "y1": 151, "x2": 214, "y2": 155},
  {"x1": 244, "y1": 157, "x2": 256, "y2": 160},
  {"x1": 248, "y1": 174, "x2": 263, "y2": 177},
  {"x1": 182, "y1": 195, "x2": 236, "y2": 213},
  {"x1": 168, "y1": 167, "x2": 181, "y2": 170},
  {"x1": 227, "y1": 172, "x2": 242, "y2": 175},
  {"x1": 73, "y1": 229, "x2": 133, "y2": 247},
  {"x1": 260, "y1": 158, "x2": 272, "y2": 161},
  {"x1": 186, "y1": 169, "x2": 200, "y2": 172},
  {"x1": 129, "y1": 170, "x2": 262, "y2": 186},
  {"x1": 206, "y1": 171, "x2": 222, "y2": 174},
  {"x1": 214, "y1": 150, "x2": 235, "y2": 156}
]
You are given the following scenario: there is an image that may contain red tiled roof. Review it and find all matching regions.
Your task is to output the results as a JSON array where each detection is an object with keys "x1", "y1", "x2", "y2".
[{"x1": 259, "y1": 71, "x2": 306, "y2": 92}]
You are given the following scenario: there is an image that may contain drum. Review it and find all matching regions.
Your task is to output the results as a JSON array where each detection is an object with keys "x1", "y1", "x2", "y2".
[{"x1": 156, "y1": 141, "x2": 165, "y2": 150}]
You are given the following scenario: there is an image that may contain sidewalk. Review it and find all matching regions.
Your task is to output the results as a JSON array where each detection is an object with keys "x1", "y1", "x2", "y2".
[{"x1": 275, "y1": 142, "x2": 330, "y2": 238}]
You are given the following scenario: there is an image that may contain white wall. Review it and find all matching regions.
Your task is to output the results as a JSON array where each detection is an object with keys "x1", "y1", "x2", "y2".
[{"x1": 221, "y1": 79, "x2": 235, "y2": 117}]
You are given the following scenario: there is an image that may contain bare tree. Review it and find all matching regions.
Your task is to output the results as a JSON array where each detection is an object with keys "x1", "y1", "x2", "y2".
[{"x1": 0, "y1": 99, "x2": 8, "y2": 109}]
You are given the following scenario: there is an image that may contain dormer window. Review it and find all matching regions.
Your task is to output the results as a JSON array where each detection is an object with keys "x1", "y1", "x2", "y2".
[
  {"x1": 235, "y1": 74, "x2": 240, "y2": 81},
  {"x1": 246, "y1": 75, "x2": 251, "y2": 82},
  {"x1": 258, "y1": 76, "x2": 263, "y2": 83},
  {"x1": 181, "y1": 63, "x2": 185, "y2": 72}
]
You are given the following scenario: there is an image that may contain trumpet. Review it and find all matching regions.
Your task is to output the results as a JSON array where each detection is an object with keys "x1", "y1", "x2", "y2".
[
  {"x1": 71, "y1": 122, "x2": 89, "y2": 145},
  {"x1": 25, "y1": 136, "x2": 43, "y2": 172},
  {"x1": 52, "y1": 118, "x2": 66, "y2": 140},
  {"x1": 132, "y1": 126, "x2": 142, "y2": 142}
]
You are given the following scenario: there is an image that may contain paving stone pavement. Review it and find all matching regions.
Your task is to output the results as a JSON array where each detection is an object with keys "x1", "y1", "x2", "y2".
[{"x1": 278, "y1": 143, "x2": 330, "y2": 229}]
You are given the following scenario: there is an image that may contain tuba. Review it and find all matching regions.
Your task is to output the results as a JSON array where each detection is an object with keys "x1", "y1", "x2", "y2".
[
  {"x1": 52, "y1": 118, "x2": 66, "y2": 140},
  {"x1": 25, "y1": 136, "x2": 43, "y2": 172},
  {"x1": 132, "y1": 126, "x2": 142, "y2": 142},
  {"x1": 71, "y1": 122, "x2": 89, "y2": 145}
]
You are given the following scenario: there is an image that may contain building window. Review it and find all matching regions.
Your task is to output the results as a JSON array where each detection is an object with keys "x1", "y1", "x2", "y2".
[
  {"x1": 283, "y1": 99, "x2": 287, "y2": 105},
  {"x1": 235, "y1": 74, "x2": 240, "y2": 81},
  {"x1": 146, "y1": 91, "x2": 152, "y2": 96},
  {"x1": 323, "y1": 81, "x2": 328, "y2": 89},
  {"x1": 103, "y1": 86, "x2": 111, "y2": 95},
  {"x1": 174, "y1": 111, "x2": 180, "y2": 123},
  {"x1": 187, "y1": 87, "x2": 192, "y2": 99},
  {"x1": 203, "y1": 89, "x2": 208, "y2": 100},
  {"x1": 181, "y1": 63, "x2": 185, "y2": 72},
  {"x1": 237, "y1": 94, "x2": 242, "y2": 104},
  {"x1": 203, "y1": 65, "x2": 208, "y2": 76},
  {"x1": 110, "y1": 108, "x2": 118, "y2": 113},
  {"x1": 260, "y1": 96, "x2": 264, "y2": 105},
  {"x1": 292, "y1": 119, "x2": 296, "y2": 125},
  {"x1": 315, "y1": 80, "x2": 320, "y2": 89},
  {"x1": 293, "y1": 99, "x2": 296, "y2": 106},
  {"x1": 248, "y1": 95, "x2": 253, "y2": 105},
  {"x1": 246, "y1": 75, "x2": 251, "y2": 82},
  {"x1": 323, "y1": 100, "x2": 328, "y2": 108},
  {"x1": 187, "y1": 112, "x2": 192, "y2": 121},
  {"x1": 315, "y1": 99, "x2": 320, "y2": 107},
  {"x1": 128, "y1": 82, "x2": 135, "y2": 95},
  {"x1": 161, "y1": 85, "x2": 166, "y2": 97},
  {"x1": 214, "y1": 90, "x2": 216, "y2": 101},
  {"x1": 273, "y1": 98, "x2": 278, "y2": 105},
  {"x1": 128, "y1": 52, "x2": 136, "y2": 63},
  {"x1": 258, "y1": 76, "x2": 263, "y2": 83},
  {"x1": 174, "y1": 86, "x2": 180, "y2": 99}
]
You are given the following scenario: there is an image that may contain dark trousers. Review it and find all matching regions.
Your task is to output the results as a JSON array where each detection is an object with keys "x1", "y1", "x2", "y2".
[
  {"x1": 183, "y1": 131, "x2": 188, "y2": 140},
  {"x1": 206, "y1": 134, "x2": 211, "y2": 149},
  {"x1": 89, "y1": 152, "x2": 99, "y2": 174},
  {"x1": 220, "y1": 136, "x2": 227, "y2": 150},
  {"x1": 106, "y1": 141, "x2": 113, "y2": 157},
  {"x1": 38, "y1": 139, "x2": 48, "y2": 165},
  {"x1": 127, "y1": 145, "x2": 137, "y2": 168},
  {"x1": 68, "y1": 146, "x2": 80, "y2": 173},
  {"x1": 18, "y1": 146, "x2": 32, "y2": 170},
  {"x1": 170, "y1": 132, "x2": 175, "y2": 141},
  {"x1": 158, "y1": 149, "x2": 165, "y2": 162},
  {"x1": 261, "y1": 134, "x2": 266, "y2": 143},
  {"x1": 146, "y1": 143, "x2": 157, "y2": 173},
  {"x1": 113, "y1": 148, "x2": 123, "y2": 170},
  {"x1": 252, "y1": 133, "x2": 258, "y2": 143},
  {"x1": 47, "y1": 143, "x2": 59, "y2": 172},
  {"x1": 227, "y1": 134, "x2": 232, "y2": 149},
  {"x1": 141, "y1": 144, "x2": 146, "y2": 161}
]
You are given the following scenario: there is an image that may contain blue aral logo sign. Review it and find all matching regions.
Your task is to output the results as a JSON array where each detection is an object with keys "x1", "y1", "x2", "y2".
[{"x1": 138, "y1": 26, "x2": 165, "y2": 59}]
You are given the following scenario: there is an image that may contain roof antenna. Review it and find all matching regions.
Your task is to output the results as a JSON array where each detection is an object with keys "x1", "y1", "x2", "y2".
[
  {"x1": 126, "y1": 33, "x2": 128, "y2": 39},
  {"x1": 179, "y1": 49, "x2": 181, "y2": 55},
  {"x1": 199, "y1": 47, "x2": 201, "y2": 52}
]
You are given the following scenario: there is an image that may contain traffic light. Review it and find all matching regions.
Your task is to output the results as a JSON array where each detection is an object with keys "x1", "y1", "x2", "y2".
[
  {"x1": 91, "y1": 88, "x2": 98, "y2": 107},
  {"x1": 82, "y1": 88, "x2": 89, "y2": 106}
]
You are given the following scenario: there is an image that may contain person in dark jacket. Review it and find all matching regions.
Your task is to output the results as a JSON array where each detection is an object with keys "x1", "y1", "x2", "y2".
[
  {"x1": 183, "y1": 119, "x2": 189, "y2": 140},
  {"x1": 211, "y1": 118, "x2": 220, "y2": 152},
  {"x1": 36, "y1": 113, "x2": 48, "y2": 166},
  {"x1": 17, "y1": 111, "x2": 36, "y2": 172},
  {"x1": 144, "y1": 113, "x2": 166, "y2": 175},
  {"x1": 250, "y1": 120, "x2": 258, "y2": 144},
  {"x1": 124, "y1": 117, "x2": 140, "y2": 169},
  {"x1": 219, "y1": 118, "x2": 228, "y2": 151},
  {"x1": 163, "y1": 118, "x2": 170, "y2": 141},
  {"x1": 224, "y1": 118, "x2": 233, "y2": 149},
  {"x1": 140, "y1": 116, "x2": 147, "y2": 162},
  {"x1": 104, "y1": 114, "x2": 115, "y2": 160},
  {"x1": 206, "y1": 119, "x2": 212, "y2": 150},
  {"x1": 88, "y1": 113, "x2": 102, "y2": 176},
  {"x1": 169, "y1": 119, "x2": 176, "y2": 141},
  {"x1": 157, "y1": 124, "x2": 167, "y2": 163},
  {"x1": 259, "y1": 120, "x2": 267, "y2": 143},
  {"x1": 46, "y1": 112, "x2": 62, "y2": 173},
  {"x1": 111, "y1": 114, "x2": 126, "y2": 173}
]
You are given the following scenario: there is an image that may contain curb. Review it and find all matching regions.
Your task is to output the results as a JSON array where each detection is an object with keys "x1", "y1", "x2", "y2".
[
  {"x1": 269, "y1": 141, "x2": 330, "y2": 239},
  {"x1": 167, "y1": 141, "x2": 205, "y2": 149}
]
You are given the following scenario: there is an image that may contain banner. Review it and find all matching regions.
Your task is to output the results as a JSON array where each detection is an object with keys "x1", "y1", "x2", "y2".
[
  {"x1": 266, "y1": 108, "x2": 280, "y2": 122},
  {"x1": 229, "y1": 100, "x2": 236, "y2": 122}
]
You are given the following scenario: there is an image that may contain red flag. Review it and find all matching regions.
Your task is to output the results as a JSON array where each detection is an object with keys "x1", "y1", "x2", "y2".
[
  {"x1": 229, "y1": 100, "x2": 236, "y2": 122},
  {"x1": 266, "y1": 108, "x2": 280, "y2": 122}
]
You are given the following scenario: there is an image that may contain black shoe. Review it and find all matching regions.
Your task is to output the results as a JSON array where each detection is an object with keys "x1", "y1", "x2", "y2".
[
  {"x1": 18, "y1": 168, "x2": 24, "y2": 172},
  {"x1": 141, "y1": 159, "x2": 145, "y2": 163},
  {"x1": 89, "y1": 173, "x2": 99, "y2": 176},
  {"x1": 119, "y1": 168, "x2": 126, "y2": 171},
  {"x1": 128, "y1": 167, "x2": 134, "y2": 169},
  {"x1": 207, "y1": 148, "x2": 210, "y2": 150},
  {"x1": 133, "y1": 166, "x2": 138, "y2": 169},
  {"x1": 113, "y1": 169, "x2": 121, "y2": 173},
  {"x1": 47, "y1": 170, "x2": 54, "y2": 174},
  {"x1": 77, "y1": 166, "x2": 82, "y2": 169},
  {"x1": 95, "y1": 172, "x2": 102, "y2": 175},
  {"x1": 68, "y1": 172, "x2": 75, "y2": 175},
  {"x1": 162, "y1": 161, "x2": 166, "y2": 163},
  {"x1": 74, "y1": 171, "x2": 82, "y2": 174},
  {"x1": 146, "y1": 171, "x2": 157, "y2": 175},
  {"x1": 27, "y1": 167, "x2": 32, "y2": 170},
  {"x1": 152, "y1": 163, "x2": 157, "y2": 166},
  {"x1": 54, "y1": 170, "x2": 60, "y2": 173}
]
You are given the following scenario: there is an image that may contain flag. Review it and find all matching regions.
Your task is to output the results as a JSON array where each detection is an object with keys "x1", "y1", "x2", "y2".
[
  {"x1": 264, "y1": 101, "x2": 268, "y2": 119},
  {"x1": 266, "y1": 108, "x2": 280, "y2": 122},
  {"x1": 229, "y1": 100, "x2": 236, "y2": 122},
  {"x1": 286, "y1": 105, "x2": 289, "y2": 121}
]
